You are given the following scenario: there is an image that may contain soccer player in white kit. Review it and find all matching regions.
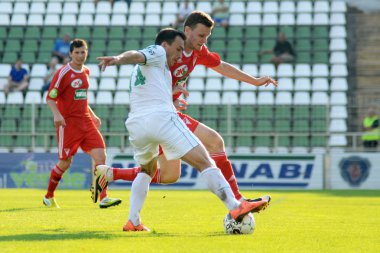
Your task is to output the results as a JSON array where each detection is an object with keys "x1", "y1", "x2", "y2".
[{"x1": 95, "y1": 28, "x2": 270, "y2": 232}]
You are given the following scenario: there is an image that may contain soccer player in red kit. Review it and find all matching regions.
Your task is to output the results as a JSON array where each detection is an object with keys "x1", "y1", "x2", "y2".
[
  {"x1": 43, "y1": 39, "x2": 121, "y2": 208},
  {"x1": 97, "y1": 11, "x2": 277, "y2": 201}
]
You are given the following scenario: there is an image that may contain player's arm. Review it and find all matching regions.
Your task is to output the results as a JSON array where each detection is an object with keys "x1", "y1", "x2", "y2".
[
  {"x1": 211, "y1": 61, "x2": 278, "y2": 87},
  {"x1": 97, "y1": 51, "x2": 145, "y2": 71},
  {"x1": 88, "y1": 105, "x2": 101, "y2": 129},
  {"x1": 46, "y1": 99, "x2": 66, "y2": 128}
]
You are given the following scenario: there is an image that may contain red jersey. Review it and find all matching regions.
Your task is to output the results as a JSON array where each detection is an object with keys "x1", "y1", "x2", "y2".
[
  {"x1": 46, "y1": 63, "x2": 91, "y2": 119},
  {"x1": 170, "y1": 45, "x2": 221, "y2": 101}
]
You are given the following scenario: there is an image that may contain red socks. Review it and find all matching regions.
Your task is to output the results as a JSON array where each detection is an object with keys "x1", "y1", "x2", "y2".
[
  {"x1": 45, "y1": 165, "x2": 64, "y2": 198},
  {"x1": 211, "y1": 152, "x2": 242, "y2": 200},
  {"x1": 112, "y1": 167, "x2": 161, "y2": 183}
]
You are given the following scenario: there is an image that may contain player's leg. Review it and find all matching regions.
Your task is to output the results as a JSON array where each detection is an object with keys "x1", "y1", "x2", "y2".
[
  {"x1": 193, "y1": 121, "x2": 243, "y2": 200},
  {"x1": 43, "y1": 156, "x2": 72, "y2": 208},
  {"x1": 124, "y1": 157, "x2": 157, "y2": 232},
  {"x1": 164, "y1": 114, "x2": 270, "y2": 221},
  {"x1": 109, "y1": 151, "x2": 181, "y2": 184},
  {"x1": 84, "y1": 123, "x2": 122, "y2": 207},
  {"x1": 43, "y1": 124, "x2": 80, "y2": 208}
]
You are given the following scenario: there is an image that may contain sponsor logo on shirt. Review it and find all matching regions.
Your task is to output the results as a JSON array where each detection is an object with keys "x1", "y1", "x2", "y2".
[
  {"x1": 74, "y1": 89, "x2": 87, "y2": 100},
  {"x1": 173, "y1": 65, "x2": 188, "y2": 78},
  {"x1": 71, "y1": 78, "x2": 83, "y2": 88},
  {"x1": 49, "y1": 88, "x2": 58, "y2": 99}
]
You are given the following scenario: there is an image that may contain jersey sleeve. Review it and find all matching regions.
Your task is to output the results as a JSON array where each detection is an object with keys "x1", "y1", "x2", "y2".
[
  {"x1": 139, "y1": 45, "x2": 166, "y2": 68},
  {"x1": 196, "y1": 45, "x2": 221, "y2": 68},
  {"x1": 46, "y1": 67, "x2": 67, "y2": 102}
]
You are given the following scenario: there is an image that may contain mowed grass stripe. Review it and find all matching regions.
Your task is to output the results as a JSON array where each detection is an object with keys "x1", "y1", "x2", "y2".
[{"x1": 0, "y1": 189, "x2": 379, "y2": 253}]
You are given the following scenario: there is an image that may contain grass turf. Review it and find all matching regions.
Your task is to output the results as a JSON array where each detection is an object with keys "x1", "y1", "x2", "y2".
[{"x1": 0, "y1": 189, "x2": 379, "y2": 253}]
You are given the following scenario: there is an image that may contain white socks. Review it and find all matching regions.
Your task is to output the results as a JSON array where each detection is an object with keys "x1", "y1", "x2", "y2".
[
  {"x1": 200, "y1": 167, "x2": 240, "y2": 210},
  {"x1": 128, "y1": 173, "x2": 152, "y2": 226}
]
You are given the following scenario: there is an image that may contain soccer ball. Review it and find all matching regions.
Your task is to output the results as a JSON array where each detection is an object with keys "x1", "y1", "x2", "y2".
[{"x1": 223, "y1": 213, "x2": 255, "y2": 234}]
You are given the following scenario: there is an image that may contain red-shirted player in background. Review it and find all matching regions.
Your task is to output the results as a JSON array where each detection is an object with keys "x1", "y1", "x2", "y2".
[
  {"x1": 43, "y1": 39, "x2": 121, "y2": 208},
  {"x1": 96, "y1": 11, "x2": 277, "y2": 201}
]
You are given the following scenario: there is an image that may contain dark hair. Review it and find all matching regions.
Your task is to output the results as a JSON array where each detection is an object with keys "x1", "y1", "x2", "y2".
[
  {"x1": 184, "y1": 11, "x2": 215, "y2": 30},
  {"x1": 155, "y1": 28, "x2": 186, "y2": 45},
  {"x1": 70, "y1": 39, "x2": 88, "y2": 53}
]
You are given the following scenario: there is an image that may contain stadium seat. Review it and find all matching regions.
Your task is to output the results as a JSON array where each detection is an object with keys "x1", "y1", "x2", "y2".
[
  {"x1": 295, "y1": 64, "x2": 311, "y2": 77},
  {"x1": 330, "y1": 13, "x2": 346, "y2": 25},
  {"x1": 240, "y1": 92, "x2": 256, "y2": 105},
  {"x1": 312, "y1": 77, "x2": 329, "y2": 91},
  {"x1": 331, "y1": 78, "x2": 348, "y2": 91},
  {"x1": 116, "y1": 78, "x2": 130, "y2": 91},
  {"x1": 331, "y1": 64, "x2": 348, "y2": 77},
  {"x1": 263, "y1": 14, "x2": 278, "y2": 26},
  {"x1": 28, "y1": 14, "x2": 44, "y2": 26},
  {"x1": 297, "y1": 13, "x2": 312, "y2": 25},
  {"x1": 94, "y1": 14, "x2": 110, "y2": 26},
  {"x1": 311, "y1": 91, "x2": 329, "y2": 105},
  {"x1": 312, "y1": 64, "x2": 329, "y2": 77},
  {"x1": 330, "y1": 92, "x2": 347, "y2": 105},
  {"x1": 0, "y1": 2, "x2": 12, "y2": 14},
  {"x1": 257, "y1": 91, "x2": 274, "y2": 105},
  {"x1": 279, "y1": 14, "x2": 295, "y2": 25},
  {"x1": 293, "y1": 92, "x2": 310, "y2": 105},
  {"x1": 25, "y1": 91, "x2": 42, "y2": 104},
  {"x1": 114, "y1": 92, "x2": 130, "y2": 105},
  {"x1": 44, "y1": 14, "x2": 60, "y2": 25},
  {"x1": 6, "y1": 92, "x2": 24, "y2": 104},
  {"x1": 330, "y1": 106, "x2": 348, "y2": 119},
  {"x1": 77, "y1": 14, "x2": 93, "y2": 26},
  {"x1": 314, "y1": 1, "x2": 330, "y2": 12},
  {"x1": 99, "y1": 78, "x2": 116, "y2": 91},
  {"x1": 294, "y1": 77, "x2": 311, "y2": 91},
  {"x1": 79, "y1": 3, "x2": 95, "y2": 14},
  {"x1": 205, "y1": 78, "x2": 222, "y2": 91},
  {"x1": 186, "y1": 91, "x2": 203, "y2": 105},
  {"x1": 229, "y1": 14, "x2": 245, "y2": 26},
  {"x1": 329, "y1": 135, "x2": 347, "y2": 146},
  {"x1": 277, "y1": 64, "x2": 294, "y2": 77},
  {"x1": 330, "y1": 26, "x2": 347, "y2": 38},
  {"x1": 11, "y1": 14, "x2": 27, "y2": 26},
  {"x1": 96, "y1": 1, "x2": 111, "y2": 14},
  {"x1": 222, "y1": 92, "x2": 239, "y2": 104},
  {"x1": 111, "y1": 15, "x2": 127, "y2": 26},
  {"x1": 112, "y1": 1, "x2": 129, "y2": 14},
  {"x1": 297, "y1": 1, "x2": 312, "y2": 12},
  {"x1": 245, "y1": 14, "x2": 261, "y2": 25},
  {"x1": 275, "y1": 91, "x2": 292, "y2": 105},
  {"x1": 0, "y1": 14, "x2": 10, "y2": 25},
  {"x1": 331, "y1": 1, "x2": 347, "y2": 12},
  {"x1": 162, "y1": 2, "x2": 178, "y2": 14}
]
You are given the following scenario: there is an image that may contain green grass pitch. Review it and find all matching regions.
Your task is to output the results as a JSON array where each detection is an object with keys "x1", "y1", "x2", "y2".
[{"x1": 0, "y1": 189, "x2": 379, "y2": 253}]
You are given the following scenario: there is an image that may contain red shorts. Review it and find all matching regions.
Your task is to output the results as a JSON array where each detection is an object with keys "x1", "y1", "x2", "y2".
[
  {"x1": 158, "y1": 111, "x2": 200, "y2": 155},
  {"x1": 56, "y1": 117, "x2": 105, "y2": 160}
]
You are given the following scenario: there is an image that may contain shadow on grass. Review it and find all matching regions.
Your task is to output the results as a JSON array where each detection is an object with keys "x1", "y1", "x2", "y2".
[
  {"x1": 0, "y1": 207, "x2": 42, "y2": 213},
  {"x1": 0, "y1": 232, "x2": 116, "y2": 242},
  {"x1": 0, "y1": 231, "x2": 228, "y2": 241}
]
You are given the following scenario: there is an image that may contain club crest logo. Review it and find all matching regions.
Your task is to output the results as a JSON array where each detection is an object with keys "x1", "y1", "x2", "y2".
[
  {"x1": 339, "y1": 156, "x2": 370, "y2": 187},
  {"x1": 173, "y1": 65, "x2": 188, "y2": 78},
  {"x1": 71, "y1": 78, "x2": 83, "y2": 88}
]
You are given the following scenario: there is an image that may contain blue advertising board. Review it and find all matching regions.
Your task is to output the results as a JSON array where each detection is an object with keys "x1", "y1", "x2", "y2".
[{"x1": 0, "y1": 153, "x2": 92, "y2": 189}]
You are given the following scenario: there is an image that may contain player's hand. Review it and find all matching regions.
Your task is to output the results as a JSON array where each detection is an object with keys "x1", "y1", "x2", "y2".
[
  {"x1": 173, "y1": 84, "x2": 189, "y2": 98},
  {"x1": 53, "y1": 113, "x2": 66, "y2": 128},
  {"x1": 174, "y1": 98, "x2": 188, "y2": 111},
  {"x1": 257, "y1": 76, "x2": 278, "y2": 88},
  {"x1": 97, "y1": 56, "x2": 119, "y2": 72}
]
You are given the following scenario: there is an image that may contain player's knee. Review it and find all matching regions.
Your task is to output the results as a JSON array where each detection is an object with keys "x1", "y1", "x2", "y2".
[{"x1": 204, "y1": 131, "x2": 225, "y2": 153}]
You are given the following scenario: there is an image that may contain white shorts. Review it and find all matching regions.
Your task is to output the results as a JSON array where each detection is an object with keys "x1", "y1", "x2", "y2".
[{"x1": 125, "y1": 111, "x2": 201, "y2": 165}]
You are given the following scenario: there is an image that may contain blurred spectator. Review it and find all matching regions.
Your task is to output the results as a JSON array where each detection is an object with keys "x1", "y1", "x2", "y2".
[
  {"x1": 52, "y1": 33, "x2": 71, "y2": 63},
  {"x1": 212, "y1": 0, "x2": 230, "y2": 28},
  {"x1": 41, "y1": 57, "x2": 59, "y2": 93},
  {"x1": 259, "y1": 32, "x2": 295, "y2": 67},
  {"x1": 362, "y1": 107, "x2": 379, "y2": 150},
  {"x1": 173, "y1": 0, "x2": 193, "y2": 28},
  {"x1": 3, "y1": 59, "x2": 29, "y2": 94}
]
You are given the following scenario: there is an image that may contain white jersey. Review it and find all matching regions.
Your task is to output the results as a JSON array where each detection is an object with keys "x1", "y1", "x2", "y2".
[{"x1": 129, "y1": 45, "x2": 177, "y2": 117}]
